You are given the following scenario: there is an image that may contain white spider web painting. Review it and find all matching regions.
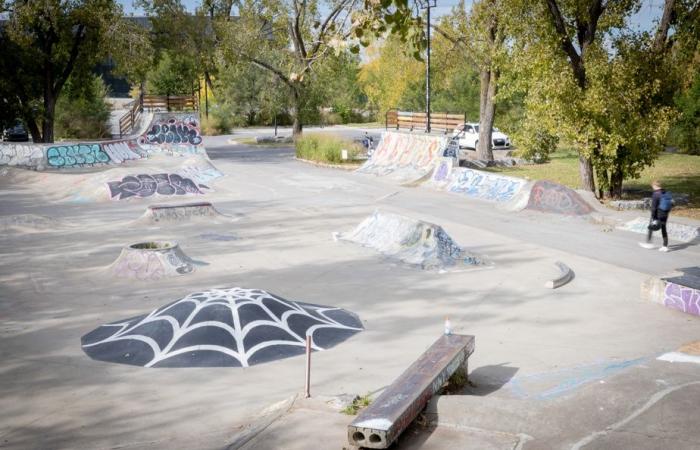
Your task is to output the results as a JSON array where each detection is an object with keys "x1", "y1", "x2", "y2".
[{"x1": 81, "y1": 287, "x2": 363, "y2": 368}]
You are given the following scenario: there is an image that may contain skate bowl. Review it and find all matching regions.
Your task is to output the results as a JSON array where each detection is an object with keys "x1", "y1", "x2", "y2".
[
  {"x1": 0, "y1": 113, "x2": 203, "y2": 171},
  {"x1": 109, "y1": 241, "x2": 195, "y2": 281},
  {"x1": 138, "y1": 202, "x2": 228, "y2": 224},
  {"x1": 356, "y1": 131, "x2": 448, "y2": 183},
  {"x1": 80, "y1": 287, "x2": 364, "y2": 367},
  {"x1": 337, "y1": 211, "x2": 487, "y2": 271}
]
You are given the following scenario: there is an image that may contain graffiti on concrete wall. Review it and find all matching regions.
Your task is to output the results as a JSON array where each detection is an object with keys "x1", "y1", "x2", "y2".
[
  {"x1": 617, "y1": 218, "x2": 699, "y2": 243},
  {"x1": 81, "y1": 287, "x2": 363, "y2": 367},
  {"x1": 357, "y1": 132, "x2": 447, "y2": 182},
  {"x1": 47, "y1": 144, "x2": 110, "y2": 168},
  {"x1": 526, "y1": 180, "x2": 593, "y2": 215},
  {"x1": 107, "y1": 173, "x2": 207, "y2": 200},
  {"x1": 664, "y1": 282, "x2": 700, "y2": 317},
  {"x1": 143, "y1": 116, "x2": 202, "y2": 147},
  {"x1": 0, "y1": 144, "x2": 44, "y2": 167},
  {"x1": 102, "y1": 141, "x2": 142, "y2": 164},
  {"x1": 147, "y1": 202, "x2": 218, "y2": 222},
  {"x1": 447, "y1": 168, "x2": 525, "y2": 202}
]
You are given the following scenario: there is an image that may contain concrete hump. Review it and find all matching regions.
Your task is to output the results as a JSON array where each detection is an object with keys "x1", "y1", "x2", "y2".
[
  {"x1": 338, "y1": 211, "x2": 486, "y2": 271},
  {"x1": 109, "y1": 241, "x2": 195, "y2": 280},
  {"x1": 177, "y1": 155, "x2": 224, "y2": 185},
  {"x1": 139, "y1": 202, "x2": 227, "y2": 224},
  {"x1": 617, "y1": 217, "x2": 699, "y2": 243},
  {"x1": 356, "y1": 131, "x2": 447, "y2": 183},
  {"x1": 80, "y1": 287, "x2": 363, "y2": 368},
  {"x1": 524, "y1": 180, "x2": 593, "y2": 215}
]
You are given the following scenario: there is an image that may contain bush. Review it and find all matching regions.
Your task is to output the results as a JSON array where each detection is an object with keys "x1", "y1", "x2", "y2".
[
  {"x1": 55, "y1": 74, "x2": 111, "y2": 140},
  {"x1": 295, "y1": 133, "x2": 364, "y2": 164}
]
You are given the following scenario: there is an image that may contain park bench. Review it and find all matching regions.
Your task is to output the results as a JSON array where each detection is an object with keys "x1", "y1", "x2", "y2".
[{"x1": 347, "y1": 333, "x2": 475, "y2": 449}]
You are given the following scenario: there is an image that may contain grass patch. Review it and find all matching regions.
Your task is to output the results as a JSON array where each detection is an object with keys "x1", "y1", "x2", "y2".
[
  {"x1": 295, "y1": 133, "x2": 365, "y2": 164},
  {"x1": 341, "y1": 122, "x2": 384, "y2": 128},
  {"x1": 341, "y1": 393, "x2": 373, "y2": 415},
  {"x1": 486, "y1": 148, "x2": 700, "y2": 219}
]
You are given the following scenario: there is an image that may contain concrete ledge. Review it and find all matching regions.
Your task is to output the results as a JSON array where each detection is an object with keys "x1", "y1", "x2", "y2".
[
  {"x1": 641, "y1": 273, "x2": 700, "y2": 317},
  {"x1": 294, "y1": 157, "x2": 361, "y2": 171},
  {"x1": 348, "y1": 334, "x2": 475, "y2": 448},
  {"x1": 544, "y1": 261, "x2": 574, "y2": 289}
]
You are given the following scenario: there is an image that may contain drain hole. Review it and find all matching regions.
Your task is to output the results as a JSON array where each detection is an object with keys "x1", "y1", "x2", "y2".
[
  {"x1": 369, "y1": 434, "x2": 382, "y2": 443},
  {"x1": 352, "y1": 431, "x2": 365, "y2": 442}
]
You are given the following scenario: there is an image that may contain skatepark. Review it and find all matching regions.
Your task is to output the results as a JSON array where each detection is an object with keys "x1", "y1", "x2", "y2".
[{"x1": 1, "y1": 114, "x2": 699, "y2": 449}]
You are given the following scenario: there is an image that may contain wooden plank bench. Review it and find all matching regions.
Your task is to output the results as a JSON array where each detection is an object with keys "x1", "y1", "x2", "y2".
[{"x1": 347, "y1": 334, "x2": 475, "y2": 449}]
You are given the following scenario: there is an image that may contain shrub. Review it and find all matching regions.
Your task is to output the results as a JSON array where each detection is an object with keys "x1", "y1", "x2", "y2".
[
  {"x1": 295, "y1": 133, "x2": 364, "y2": 164},
  {"x1": 55, "y1": 74, "x2": 111, "y2": 140}
]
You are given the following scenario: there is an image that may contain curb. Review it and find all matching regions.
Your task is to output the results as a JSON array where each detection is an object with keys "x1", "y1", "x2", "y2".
[
  {"x1": 294, "y1": 157, "x2": 362, "y2": 171},
  {"x1": 544, "y1": 261, "x2": 574, "y2": 289}
]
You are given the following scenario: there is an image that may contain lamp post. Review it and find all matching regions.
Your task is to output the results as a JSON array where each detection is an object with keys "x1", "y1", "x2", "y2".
[{"x1": 418, "y1": 0, "x2": 436, "y2": 133}]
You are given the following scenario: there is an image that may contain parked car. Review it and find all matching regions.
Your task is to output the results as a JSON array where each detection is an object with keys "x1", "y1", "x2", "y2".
[
  {"x1": 452, "y1": 122, "x2": 510, "y2": 150},
  {"x1": 2, "y1": 121, "x2": 29, "y2": 142}
]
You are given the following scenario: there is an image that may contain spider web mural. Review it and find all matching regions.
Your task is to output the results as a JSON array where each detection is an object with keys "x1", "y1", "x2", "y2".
[{"x1": 81, "y1": 288, "x2": 363, "y2": 368}]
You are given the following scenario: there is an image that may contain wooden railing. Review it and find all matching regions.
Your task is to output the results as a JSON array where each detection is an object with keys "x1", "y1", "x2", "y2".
[
  {"x1": 142, "y1": 94, "x2": 198, "y2": 112},
  {"x1": 119, "y1": 93, "x2": 198, "y2": 137},
  {"x1": 385, "y1": 109, "x2": 466, "y2": 134}
]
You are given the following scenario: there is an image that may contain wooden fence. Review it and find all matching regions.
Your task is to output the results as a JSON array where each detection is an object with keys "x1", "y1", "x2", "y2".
[{"x1": 385, "y1": 109, "x2": 466, "y2": 134}]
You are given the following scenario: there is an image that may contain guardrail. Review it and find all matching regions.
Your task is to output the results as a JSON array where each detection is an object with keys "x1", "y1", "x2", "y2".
[
  {"x1": 385, "y1": 109, "x2": 466, "y2": 134},
  {"x1": 118, "y1": 95, "x2": 143, "y2": 138}
]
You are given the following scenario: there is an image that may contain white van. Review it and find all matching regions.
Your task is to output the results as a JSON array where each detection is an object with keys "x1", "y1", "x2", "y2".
[{"x1": 452, "y1": 123, "x2": 511, "y2": 150}]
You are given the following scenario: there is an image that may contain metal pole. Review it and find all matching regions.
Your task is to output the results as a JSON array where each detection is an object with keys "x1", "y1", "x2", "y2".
[
  {"x1": 304, "y1": 335, "x2": 311, "y2": 398},
  {"x1": 426, "y1": 2, "x2": 431, "y2": 134},
  {"x1": 204, "y1": 77, "x2": 209, "y2": 119}
]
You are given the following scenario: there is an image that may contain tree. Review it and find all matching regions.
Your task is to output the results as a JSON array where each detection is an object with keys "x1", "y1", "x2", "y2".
[
  {"x1": 218, "y1": 0, "x2": 359, "y2": 137},
  {"x1": 0, "y1": 0, "x2": 149, "y2": 143}
]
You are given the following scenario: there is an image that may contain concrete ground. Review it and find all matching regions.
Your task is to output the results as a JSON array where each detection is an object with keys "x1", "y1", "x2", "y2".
[{"x1": 0, "y1": 133, "x2": 699, "y2": 449}]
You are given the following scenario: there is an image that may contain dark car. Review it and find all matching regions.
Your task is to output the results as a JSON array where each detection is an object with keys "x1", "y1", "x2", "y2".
[{"x1": 3, "y1": 121, "x2": 29, "y2": 142}]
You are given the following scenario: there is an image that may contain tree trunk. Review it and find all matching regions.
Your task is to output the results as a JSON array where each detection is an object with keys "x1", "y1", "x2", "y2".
[
  {"x1": 477, "y1": 67, "x2": 497, "y2": 161},
  {"x1": 291, "y1": 88, "x2": 302, "y2": 139},
  {"x1": 41, "y1": 93, "x2": 56, "y2": 143},
  {"x1": 608, "y1": 166, "x2": 624, "y2": 199},
  {"x1": 578, "y1": 154, "x2": 595, "y2": 192}
]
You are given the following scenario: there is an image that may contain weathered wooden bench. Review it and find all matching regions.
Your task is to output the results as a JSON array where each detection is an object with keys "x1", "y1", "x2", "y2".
[{"x1": 347, "y1": 334, "x2": 475, "y2": 449}]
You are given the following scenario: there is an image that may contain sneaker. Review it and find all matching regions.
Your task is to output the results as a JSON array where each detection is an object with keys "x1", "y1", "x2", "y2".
[
  {"x1": 638, "y1": 242, "x2": 655, "y2": 249},
  {"x1": 659, "y1": 246, "x2": 669, "y2": 252}
]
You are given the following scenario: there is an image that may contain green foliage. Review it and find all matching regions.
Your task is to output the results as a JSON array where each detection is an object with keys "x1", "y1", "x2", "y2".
[
  {"x1": 295, "y1": 133, "x2": 364, "y2": 164},
  {"x1": 670, "y1": 71, "x2": 700, "y2": 155},
  {"x1": 54, "y1": 75, "x2": 111, "y2": 140},
  {"x1": 340, "y1": 393, "x2": 373, "y2": 415},
  {"x1": 145, "y1": 51, "x2": 198, "y2": 95}
]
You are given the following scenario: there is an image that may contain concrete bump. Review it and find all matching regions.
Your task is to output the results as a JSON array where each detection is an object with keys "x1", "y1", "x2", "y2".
[
  {"x1": 109, "y1": 241, "x2": 195, "y2": 280},
  {"x1": 81, "y1": 287, "x2": 363, "y2": 368},
  {"x1": 139, "y1": 201, "x2": 228, "y2": 224},
  {"x1": 544, "y1": 261, "x2": 574, "y2": 289},
  {"x1": 337, "y1": 210, "x2": 488, "y2": 271},
  {"x1": 617, "y1": 217, "x2": 699, "y2": 243}
]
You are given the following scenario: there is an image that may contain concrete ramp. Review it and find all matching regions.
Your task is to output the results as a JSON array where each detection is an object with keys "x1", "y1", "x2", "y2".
[
  {"x1": 338, "y1": 211, "x2": 486, "y2": 271},
  {"x1": 524, "y1": 180, "x2": 593, "y2": 215},
  {"x1": 618, "y1": 217, "x2": 699, "y2": 243},
  {"x1": 446, "y1": 168, "x2": 527, "y2": 202},
  {"x1": 138, "y1": 202, "x2": 229, "y2": 224},
  {"x1": 177, "y1": 155, "x2": 224, "y2": 184},
  {"x1": 356, "y1": 132, "x2": 447, "y2": 183}
]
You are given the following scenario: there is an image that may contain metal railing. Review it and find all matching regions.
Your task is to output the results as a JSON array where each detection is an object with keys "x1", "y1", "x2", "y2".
[{"x1": 385, "y1": 109, "x2": 466, "y2": 134}]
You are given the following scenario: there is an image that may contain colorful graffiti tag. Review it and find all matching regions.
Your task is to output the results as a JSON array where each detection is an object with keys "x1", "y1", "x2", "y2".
[
  {"x1": 47, "y1": 144, "x2": 110, "y2": 168},
  {"x1": 143, "y1": 117, "x2": 202, "y2": 146},
  {"x1": 102, "y1": 141, "x2": 142, "y2": 164},
  {"x1": 107, "y1": 173, "x2": 207, "y2": 200},
  {"x1": 664, "y1": 282, "x2": 700, "y2": 317},
  {"x1": 526, "y1": 180, "x2": 593, "y2": 215},
  {"x1": 447, "y1": 168, "x2": 525, "y2": 202}
]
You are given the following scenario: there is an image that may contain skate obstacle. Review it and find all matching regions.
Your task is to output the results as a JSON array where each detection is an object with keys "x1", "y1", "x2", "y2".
[
  {"x1": 642, "y1": 267, "x2": 700, "y2": 317},
  {"x1": 140, "y1": 202, "x2": 224, "y2": 224},
  {"x1": 348, "y1": 334, "x2": 475, "y2": 449}
]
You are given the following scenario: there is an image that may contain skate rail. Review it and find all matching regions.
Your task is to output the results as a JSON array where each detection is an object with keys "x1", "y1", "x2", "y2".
[{"x1": 348, "y1": 334, "x2": 475, "y2": 449}]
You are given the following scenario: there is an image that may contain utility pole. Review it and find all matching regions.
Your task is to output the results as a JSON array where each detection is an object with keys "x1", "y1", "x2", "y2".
[{"x1": 418, "y1": 0, "x2": 436, "y2": 133}]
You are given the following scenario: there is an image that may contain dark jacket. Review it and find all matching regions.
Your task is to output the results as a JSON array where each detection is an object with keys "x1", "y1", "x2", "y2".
[{"x1": 651, "y1": 189, "x2": 669, "y2": 221}]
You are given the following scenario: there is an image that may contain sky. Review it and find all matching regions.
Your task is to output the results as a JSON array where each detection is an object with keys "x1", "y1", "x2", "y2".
[{"x1": 119, "y1": 0, "x2": 666, "y2": 33}]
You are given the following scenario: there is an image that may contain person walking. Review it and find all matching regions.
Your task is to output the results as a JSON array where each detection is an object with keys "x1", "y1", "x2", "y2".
[{"x1": 639, "y1": 180, "x2": 672, "y2": 252}]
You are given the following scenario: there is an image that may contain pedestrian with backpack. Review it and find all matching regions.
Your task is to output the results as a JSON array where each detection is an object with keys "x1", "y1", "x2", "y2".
[{"x1": 639, "y1": 180, "x2": 673, "y2": 252}]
